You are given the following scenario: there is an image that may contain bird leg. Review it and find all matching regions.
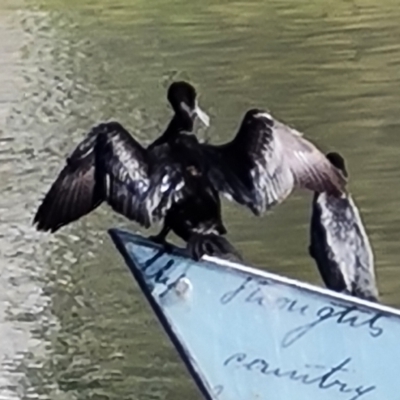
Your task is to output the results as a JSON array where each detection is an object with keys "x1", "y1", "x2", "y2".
[
  {"x1": 148, "y1": 225, "x2": 173, "y2": 253},
  {"x1": 186, "y1": 233, "x2": 244, "y2": 263}
]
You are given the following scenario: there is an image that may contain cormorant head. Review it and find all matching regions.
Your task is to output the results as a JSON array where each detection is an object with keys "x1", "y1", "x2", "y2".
[
  {"x1": 326, "y1": 152, "x2": 348, "y2": 178},
  {"x1": 167, "y1": 81, "x2": 210, "y2": 128}
]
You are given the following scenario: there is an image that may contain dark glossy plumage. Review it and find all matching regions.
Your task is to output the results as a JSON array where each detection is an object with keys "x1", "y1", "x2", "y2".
[
  {"x1": 146, "y1": 132, "x2": 227, "y2": 242},
  {"x1": 149, "y1": 81, "x2": 209, "y2": 149},
  {"x1": 33, "y1": 128, "x2": 103, "y2": 233},
  {"x1": 308, "y1": 152, "x2": 379, "y2": 302},
  {"x1": 34, "y1": 122, "x2": 177, "y2": 231},
  {"x1": 200, "y1": 109, "x2": 347, "y2": 216},
  {"x1": 34, "y1": 96, "x2": 348, "y2": 262},
  {"x1": 33, "y1": 82, "x2": 222, "y2": 248}
]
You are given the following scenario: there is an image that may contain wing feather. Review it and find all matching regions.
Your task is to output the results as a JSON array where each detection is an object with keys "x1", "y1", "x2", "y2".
[
  {"x1": 34, "y1": 121, "x2": 187, "y2": 232},
  {"x1": 33, "y1": 145, "x2": 103, "y2": 232},
  {"x1": 200, "y1": 110, "x2": 346, "y2": 215},
  {"x1": 200, "y1": 111, "x2": 293, "y2": 215},
  {"x1": 95, "y1": 122, "x2": 186, "y2": 227},
  {"x1": 275, "y1": 119, "x2": 346, "y2": 195}
]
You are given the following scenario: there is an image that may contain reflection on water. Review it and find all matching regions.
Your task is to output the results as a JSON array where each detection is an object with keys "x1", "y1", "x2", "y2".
[{"x1": 2, "y1": 0, "x2": 400, "y2": 398}]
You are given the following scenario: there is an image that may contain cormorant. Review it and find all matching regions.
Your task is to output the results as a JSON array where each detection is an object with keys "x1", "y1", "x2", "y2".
[{"x1": 308, "y1": 152, "x2": 379, "y2": 302}]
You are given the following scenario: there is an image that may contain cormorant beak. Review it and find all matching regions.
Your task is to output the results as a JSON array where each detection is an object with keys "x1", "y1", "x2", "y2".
[
  {"x1": 194, "y1": 102, "x2": 210, "y2": 128},
  {"x1": 180, "y1": 101, "x2": 210, "y2": 128}
]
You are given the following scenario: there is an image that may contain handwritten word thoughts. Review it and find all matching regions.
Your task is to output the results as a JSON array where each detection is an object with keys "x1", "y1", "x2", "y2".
[{"x1": 220, "y1": 277, "x2": 385, "y2": 347}]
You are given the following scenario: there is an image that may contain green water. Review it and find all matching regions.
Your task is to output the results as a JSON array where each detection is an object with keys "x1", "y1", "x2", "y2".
[{"x1": 1, "y1": 0, "x2": 400, "y2": 398}]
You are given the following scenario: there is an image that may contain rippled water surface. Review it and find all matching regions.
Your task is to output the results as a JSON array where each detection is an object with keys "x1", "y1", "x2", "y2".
[{"x1": 2, "y1": 0, "x2": 400, "y2": 398}]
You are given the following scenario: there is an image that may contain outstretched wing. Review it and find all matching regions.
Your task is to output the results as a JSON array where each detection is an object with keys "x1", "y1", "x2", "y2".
[
  {"x1": 200, "y1": 111, "x2": 293, "y2": 215},
  {"x1": 96, "y1": 122, "x2": 184, "y2": 227},
  {"x1": 274, "y1": 118, "x2": 346, "y2": 196},
  {"x1": 34, "y1": 121, "x2": 183, "y2": 232},
  {"x1": 94, "y1": 122, "x2": 152, "y2": 227},
  {"x1": 33, "y1": 127, "x2": 103, "y2": 232},
  {"x1": 200, "y1": 111, "x2": 346, "y2": 215}
]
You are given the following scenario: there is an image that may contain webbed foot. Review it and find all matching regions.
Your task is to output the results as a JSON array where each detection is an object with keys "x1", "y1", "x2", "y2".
[
  {"x1": 148, "y1": 224, "x2": 173, "y2": 252},
  {"x1": 148, "y1": 234, "x2": 174, "y2": 253},
  {"x1": 186, "y1": 233, "x2": 244, "y2": 263}
]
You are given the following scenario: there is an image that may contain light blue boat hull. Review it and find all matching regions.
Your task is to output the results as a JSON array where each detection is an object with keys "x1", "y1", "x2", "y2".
[{"x1": 109, "y1": 228, "x2": 400, "y2": 400}]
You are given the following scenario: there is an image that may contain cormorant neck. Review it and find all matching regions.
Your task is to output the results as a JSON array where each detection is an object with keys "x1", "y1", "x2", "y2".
[
  {"x1": 148, "y1": 113, "x2": 194, "y2": 149},
  {"x1": 165, "y1": 112, "x2": 194, "y2": 135}
]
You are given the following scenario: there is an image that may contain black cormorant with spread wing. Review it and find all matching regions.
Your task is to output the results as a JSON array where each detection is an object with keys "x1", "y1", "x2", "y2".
[
  {"x1": 163, "y1": 108, "x2": 347, "y2": 249},
  {"x1": 34, "y1": 98, "x2": 347, "y2": 260},
  {"x1": 308, "y1": 152, "x2": 379, "y2": 302},
  {"x1": 33, "y1": 81, "x2": 224, "y2": 252}
]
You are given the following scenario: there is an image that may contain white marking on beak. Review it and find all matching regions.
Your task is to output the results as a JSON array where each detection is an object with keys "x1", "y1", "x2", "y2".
[
  {"x1": 195, "y1": 102, "x2": 210, "y2": 127},
  {"x1": 180, "y1": 101, "x2": 210, "y2": 128}
]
